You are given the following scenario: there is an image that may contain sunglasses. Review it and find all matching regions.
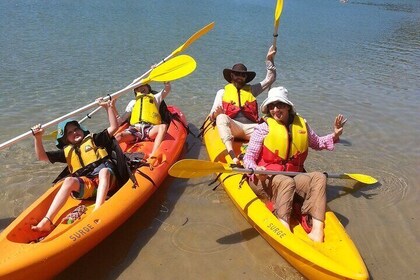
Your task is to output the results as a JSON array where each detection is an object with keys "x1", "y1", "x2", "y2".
[
  {"x1": 232, "y1": 72, "x2": 247, "y2": 77},
  {"x1": 268, "y1": 102, "x2": 289, "y2": 110}
]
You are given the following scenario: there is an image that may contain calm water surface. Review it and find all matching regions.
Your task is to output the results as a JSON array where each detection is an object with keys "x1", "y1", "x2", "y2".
[{"x1": 0, "y1": 0, "x2": 419, "y2": 279}]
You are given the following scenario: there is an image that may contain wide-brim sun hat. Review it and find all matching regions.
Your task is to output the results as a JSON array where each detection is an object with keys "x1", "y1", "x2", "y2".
[
  {"x1": 55, "y1": 119, "x2": 89, "y2": 149},
  {"x1": 260, "y1": 86, "x2": 295, "y2": 114},
  {"x1": 223, "y1": 63, "x2": 256, "y2": 83}
]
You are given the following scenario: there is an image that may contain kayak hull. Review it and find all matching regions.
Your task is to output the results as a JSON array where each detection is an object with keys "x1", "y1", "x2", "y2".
[
  {"x1": 201, "y1": 118, "x2": 368, "y2": 280},
  {"x1": 0, "y1": 106, "x2": 188, "y2": 280}
]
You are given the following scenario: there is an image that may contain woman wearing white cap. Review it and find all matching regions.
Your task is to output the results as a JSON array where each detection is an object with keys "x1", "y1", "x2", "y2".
[{"x1": 243, "y1": 86, "x2": 347, "y2": 242}]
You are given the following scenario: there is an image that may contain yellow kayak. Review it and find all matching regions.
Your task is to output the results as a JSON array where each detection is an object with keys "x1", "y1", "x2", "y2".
[
  {"x1": 0, "y1": 106, "x2": 188, "y2": 280},
  {"x1": 201, "y1": 118, "x2": 368, "y2": 280}
]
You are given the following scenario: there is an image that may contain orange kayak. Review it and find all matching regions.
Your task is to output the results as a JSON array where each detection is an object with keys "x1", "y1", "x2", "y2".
[
  {"x1": 201, "y1": 118, "x2": 369, "y2": 280},
  {"x1": 0, "y1": 105, "x2": 188, "y2": 280}
]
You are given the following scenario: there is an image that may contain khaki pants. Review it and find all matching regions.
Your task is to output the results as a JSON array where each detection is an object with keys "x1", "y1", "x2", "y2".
[
  {"x1": 249, "y1": 172, "x2": 327, "y2": 222},
  {"x1": 216, "y1": 114, "x2": 257, "y2": 143}
]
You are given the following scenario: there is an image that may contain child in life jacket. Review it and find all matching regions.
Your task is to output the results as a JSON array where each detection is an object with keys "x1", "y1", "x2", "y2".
[
  {"x1": 114, "y1": 82, "x2": 170, "y2": 166},
  {"x1": 31, "y1": 97, "x2": 119, "y2": 232}
]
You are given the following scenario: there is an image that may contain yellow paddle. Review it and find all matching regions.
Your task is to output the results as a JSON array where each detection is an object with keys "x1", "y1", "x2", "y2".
[
  {"x1": 168, "y1": 159, "x2": 378, "y2": 185},
  {"x1": 76, "y1": 22, "x2": 214, "y2": 128},
  {"x1": 1, "y1": 21, "x2": 214, "y2": 151},
  {"x1": 172, "y1": 22, "x2": 215, "y2": 57},
  {"x1": 134, "y1": 54, "x2": 196, "y2": 85},
  {"x1": 273, "y1": 0, "x2": 284, "y2": 48},
  {"x1": 0, "y1": 55, "x2": 197, "y2": 149},
  {"x1": 41, "y1": 55, "x2": 196, "y2": 141},
  {"x1": 130, "y1": 22, "x2": 214, "y2": 85}
]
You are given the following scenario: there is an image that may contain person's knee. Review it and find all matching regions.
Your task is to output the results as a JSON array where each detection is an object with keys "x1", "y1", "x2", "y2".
[
  {"x1": 312, "y1": 172, "x2": 327, "y2": 186},
  {"x1": 115, "y1": 131, "x2": 130, "y2": 142},
  {"x1": 99, "y1": 168, "x2": 111, "y2": 179},
  {"x1": 158, "y1": 124, "x2": 167, "y2": 133},
  {"x1": 274, "y1": 175, "x2": 294, "y2": 187},
  {"x1": 115, "y1": 133, "x2": 122, "y2": 142},
  {"x1": 215, "y1": 114, "x2": 230, "y2": 126},
  {"x1": 62, "y1": 177, "x2": 79, "y2": 191},
  {"x1": 221, "y1": 134, "x2": 234, "y2": 144}
]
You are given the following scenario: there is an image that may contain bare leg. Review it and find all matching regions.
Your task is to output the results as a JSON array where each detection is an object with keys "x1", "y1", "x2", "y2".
[
  {"x1": 148, "y1": 124, "x2": 167, "y2": 157},
  {"x1": 93, "y1": 168, "x2": 111, "y2": 211},
  {"x1": 216, "y1": 114, "x2": 239, "y2": 163},
  {"x1": 32, "y1": 177, "x2": 80, "y2": 232},
  {"x1": 115, "y1": 131, "x2": 136, "y2": 143},
  {"x1": 308, "y1": 218, "x2": 324, "y2": 242}
]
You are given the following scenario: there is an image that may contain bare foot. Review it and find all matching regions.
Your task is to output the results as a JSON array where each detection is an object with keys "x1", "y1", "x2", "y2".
[
  {"x1": 232, "y1": 157, "x2": 241, "y2": 165},
  {"x1": 31, "y1": 217, "x2": 54, "y2": 232},
  {"x1": 307, "y1": 218, "x2": 324, "y2": 242},
  {"x1": 146, "y1": 156, "x2": 157, "y2": 166}
]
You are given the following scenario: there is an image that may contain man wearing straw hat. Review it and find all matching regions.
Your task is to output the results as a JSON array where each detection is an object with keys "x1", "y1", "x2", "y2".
[{"x1": 208, "y1": 45, "x2": 277, "y2": 165}]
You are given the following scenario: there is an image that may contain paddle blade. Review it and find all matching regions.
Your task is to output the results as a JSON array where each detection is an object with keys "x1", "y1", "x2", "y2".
[
  {"x1": 144, "y1": 54, "x2": 196, "y2": 84},
  {"x1": 274, "y1": 0, "x2": 284, "y2": 29},
  {"x1": 172, "y1": 22, "x2": 215, "y2": 56},
  {"x1": 344, "y1": 173, "x2": 378, "y2": 185},
  {"x1": 169, "y1": 159, "x2": 231, "y2": 178}
]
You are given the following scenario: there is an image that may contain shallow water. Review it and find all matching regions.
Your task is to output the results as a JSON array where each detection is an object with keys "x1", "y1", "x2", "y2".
[{"x1": 0, "y1": 0, "x2": 419, "y2": 279}]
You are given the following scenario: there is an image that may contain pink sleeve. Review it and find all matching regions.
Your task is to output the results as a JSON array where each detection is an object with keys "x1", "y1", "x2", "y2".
[
  {"x1": 243, "y1": 123, "x2": 268, "y2": 170},
  {"x1": 307, "y1": 123, "x2": 335, "y2": 151}
]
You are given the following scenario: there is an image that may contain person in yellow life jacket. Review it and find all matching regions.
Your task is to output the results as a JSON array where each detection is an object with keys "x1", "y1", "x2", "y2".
[
  {"x1": 243, "y1": 87, "x2": 347, "y2": 242},
  {"x1": 208, "y1": 45, "x2": 277, "y2": 165},
  {"x1": 30, "y1": 97, "x2": 125, "y2": 233},
  {"x1": 114, "y1": 82, "x2": 170, "y2": 166}
]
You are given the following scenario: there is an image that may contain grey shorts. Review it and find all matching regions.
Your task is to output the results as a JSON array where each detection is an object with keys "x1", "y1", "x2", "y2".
[{"x1": 127, "y1": 123, "x2": 153, "y2": 142}]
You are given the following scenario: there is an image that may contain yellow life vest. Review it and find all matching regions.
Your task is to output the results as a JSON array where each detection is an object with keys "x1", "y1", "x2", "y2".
[
  {"x1": 259, "y1": 115, "x2": 309, "y2": 172},
  {"x1": 64, "y1": 135, "x2": 108, "y2": 175},
  {"x1": 222, "y1": 83, "x2": 259, "y2": 122},
  {"x1": 130, "y1": 93, "x2": 161, "y2": 125}
]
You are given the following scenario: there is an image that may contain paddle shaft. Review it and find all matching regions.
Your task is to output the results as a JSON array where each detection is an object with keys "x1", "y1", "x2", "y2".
[
  {"x1": 0, "y1": 22, "x2": 214, "y2": 151},
  {"x1": 69, "y1": 22, "x2": 215, "y2": 126},
  {"x1": 0, "y1": 57, "x2": 191, "y2": 150},
  {"x1": 231, "y1": 167, "x2": 348, "y2": 180},
  {"x1": 0, "y1": 87, "x2": 125, "y2": 151},
  {"x1": 168, "y1": 159, "x2": 378, "y2": 184},
  {"x1": 55, "y1": 22, "x2": 215, "y2": 132}
]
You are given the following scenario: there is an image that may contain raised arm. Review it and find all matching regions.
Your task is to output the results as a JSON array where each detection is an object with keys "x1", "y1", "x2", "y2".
[
  {"x1": 332, "y1": 114, "x2": 347, "y2": 142},
  {"x1": 161, "y1": 82, "x2": 171, "y2": 99},
  {"x1": 31, "y1": 124, "x2": 49, "y2": 162},
  {"x1": 307, "y1": 114, "x2": 347, "y2": 150},
  {"x1": 251, "y1": 45, "x2": 277, "y2": 96},
  {"x1": 96, "y1": 97, "x2": 118, "y2": 136}
]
